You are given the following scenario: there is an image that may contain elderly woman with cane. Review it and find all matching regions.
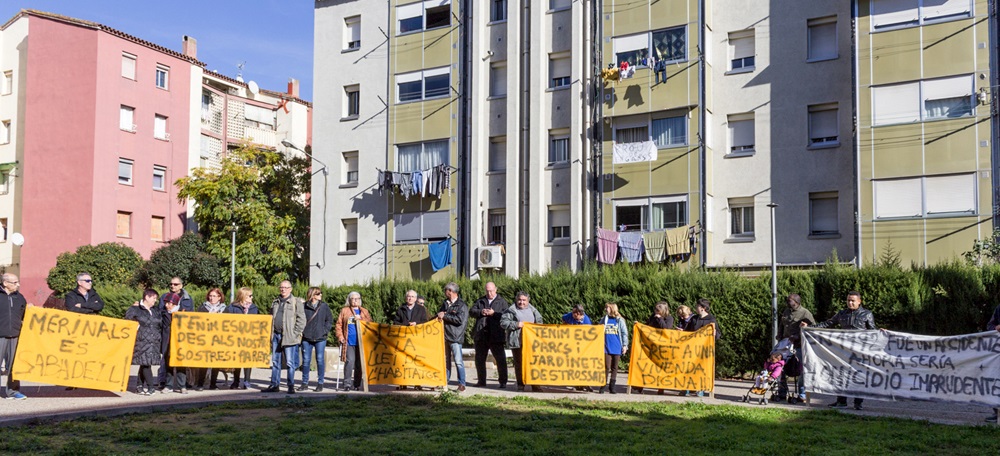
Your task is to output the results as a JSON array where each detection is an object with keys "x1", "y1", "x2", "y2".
[{"x1": 335, "y1": 291, "x2": 372, "y2": 391}]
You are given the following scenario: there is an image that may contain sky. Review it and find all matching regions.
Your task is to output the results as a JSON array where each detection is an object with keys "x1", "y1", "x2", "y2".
[{"x1": 1, "y1": 1, "x2": 316, "y2": 100}]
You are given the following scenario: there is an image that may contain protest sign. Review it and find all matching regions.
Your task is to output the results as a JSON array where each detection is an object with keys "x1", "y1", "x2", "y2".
[
  {"x1": 802, "y1": 328, "x2": 1000, "y2": 406},
  {"x1": 521, "y1": 323, "x2": 605, "y2": 387},
  {"x1": 627, "y1": 323, "x2": 715, "y2": 392},
  {"x1": 12, "y1": 307, "x2": 137, "y2": 391},
  {"x1": 360, "y1": 320, "x2": 446, "y2": 387},
  {"x1": 170, "y1": 312, "x2": 272, "y2": 368}
]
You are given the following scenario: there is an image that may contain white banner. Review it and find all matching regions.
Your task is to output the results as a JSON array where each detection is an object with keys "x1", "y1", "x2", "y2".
[
  {"x1": 612, "y1": 141, "x2": 657, "y2": 164},
  {"x1": 802, "y1": 328, "x2": 1000, "y2": 407}
]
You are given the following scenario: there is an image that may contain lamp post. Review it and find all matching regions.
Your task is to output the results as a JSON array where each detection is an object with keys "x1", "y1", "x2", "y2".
[
  {"x1": 281, "y1": 139, "x2": 329, "y2": 176},
  {"x1": 230, "y1": 223, "x2": 237, "y2": 303},
  {"x1": 767, "y1": 202, "x2": 779, "y2": 346},
  {"x1": 280, "y1": 140, "x2": 328, "y2": 271}
]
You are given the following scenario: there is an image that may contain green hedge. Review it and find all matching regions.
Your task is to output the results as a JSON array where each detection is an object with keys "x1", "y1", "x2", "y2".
[{"x1": 75, "y1": 261, "x2": 1000, "y2": 378}]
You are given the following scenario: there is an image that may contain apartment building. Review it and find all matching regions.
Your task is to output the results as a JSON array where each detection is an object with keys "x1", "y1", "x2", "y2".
[
  {"x1": 313, "y1": 0, "x2": 593, "y2": 285},
  {"x1": 856, "y1": 0, "x2": 994, "y2": 265}
]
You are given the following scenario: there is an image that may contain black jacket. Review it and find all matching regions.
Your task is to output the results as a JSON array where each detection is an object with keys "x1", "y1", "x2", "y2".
[
  {"x1": 65, "y1": 288, "x2": 104, "y2": 315},
  {"x1": 392, "y1": 303, "x2": 429, "y2": 326},
  {"x1": 815, "y1": 307, "x2": 876, "y2": 330},
  {"x1": 646, "y1": 314, "x2": 674, "y2": 330},
  {"x1": 686, "y1": 313, "x2": 722, "y2": 339},
  {"x1": 469, "y1": 294, "x2": 508, "y2": 343},
  {"x1": 125, "y1": 305, "x2": 162, "y2": 365},
  {"x1": 0, "y1": 288, "x2": 27, "y2": 338},
  {"x1": 439, "y1": 298, "x2": 469, "y2": 344},
  {"x1": 302, "y1": 301, "x2": 335, "y2": 342}
]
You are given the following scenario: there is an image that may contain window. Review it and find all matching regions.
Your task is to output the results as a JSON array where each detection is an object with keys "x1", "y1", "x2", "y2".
[
  {"x1": 614, "y1": 196, "x2": 687, "y2": 232},
  {"x1": 489, "y1": 137, "x2": 506, "y2": 172},
  {"x1": 121, "y1": 53, "x2": 136, "y2": 79},
  {"x1": 491, "y1": 0, "x2": 507, "y2": 21},
  {"x1": 490, "y1": 63, "x2": 507, "y2": 97},
  {"x1": 344, "y1": 85, "x2": 360, "y2": 118},
  {"x1": 344, "y1": 16, "x2": 361, "y2": 50},
  {"x1": 154, "y1": 115, "x2": 168, "y2": 140},
  {"x1": 872, "y1": 0, "x2": 971, "y2": 30},
  {"x1": 872, "y1": 75, "x2": 973, "y2": 125},
  {"x1": 548, "y1": 206, "x2": 570, "y2": 241},
  {"x1": 613, "y1": 33, "x2": 648, "y2": 68},
  {"x1": 0, "y1": 120, "x2": 9, "y2": 144},
  {"x1": 729, "y1": 30, "x2": 755, "y2": 72},
  {"x1": 155, "y1": 64, "x2": 169, "y2": 89},
  {"x1": 728, "y1": 113, "x2": 755, "y2": 154},
  {"x1": 152, "y1": 165, "x2": 166, "y2": 191},
  {"x1": 244, "y1": 104, "x2": 276, "y2": 129},
  {"x1": 394, "y1": 210, "x2": 450, "y2": 243},
  {"x1": 396, "y1": 140, "x2": 449, "y2": 173},
  {"x1": 0, "y1": 171, "x2": 9, "y2": 194},
  {"x1": 2, "y1": 71, "x2": 12, "y2": 95},
  {"x1": 396, "y1": 67, "x2": 450, "y2": 103},
  {"x1": 651, "y1": 116, "x2": 686, "y2": 148},
  {"x1": 808, "y1": 103, "x2": 839, "y2": 146},
  {"x1": 151, "y1": 216, "x2": 165, "y2": 242},
  {"x1": 874, "y1": 174, "x2": 976, "y2": 218},
  {"x1": 550, "y1": 0, "x2": 571, "y2": 10},
  {"x1": 116, "y1": 211, "x2": 132, "y2": 238},
  {"x1": 807, "y1": 17, "x2": 838, "y2": 61},
  {"x1": 549, "y1": 134, "x2": 569, "y2": 164},
  {"x1": 342, "y1": 219, "x2": 358, "y2": 252},
  {"x1": 488, "y1": 210, "x2": 506, "y2": 244},
  {"x1": 809, "y1": 192, "x2": 839, "y2": 235},
  {"x1": 651, "y1": 26, "x2": 686, "y2": 63},
  {"x1": 0, "y1": 218, "x2": 6, "y2": 242},
  {"x1": 343, "y1": 151, "x2": 359, "y2": 185},
  {"x1": 118, "y1": 159, "x2": 133, "y2": 185},
  {"x1": 616, "y1": 126, "x2": 649, "y2": 144},
  {"x1": 549, "y1": 54, "x2": 571, "y2": 88},
  {"x1": 396, "y1": 0, "x2": 451, "y2": 35},
  {"x1": 729, "y1": 199, "x2": 755, "y2": 238},
  {"x1": 120, "y1": 105, "x2": 135, "y2": 132},
  {"x1": 201, "y1": 92, "x2": 212, "y2": 122}
]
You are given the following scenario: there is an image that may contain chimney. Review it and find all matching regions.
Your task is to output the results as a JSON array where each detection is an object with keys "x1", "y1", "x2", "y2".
[
  {"x1": 182, "y1": 35, "x2": 197, "y2": 59},
  {"x1": 288, "y1": 78, "x2": 300, "y2": 98}
]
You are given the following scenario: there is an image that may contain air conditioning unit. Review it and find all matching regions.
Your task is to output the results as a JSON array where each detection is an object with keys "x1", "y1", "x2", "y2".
[{"x1": 476, "y1": 246, "x2": 503, "y2": 269}]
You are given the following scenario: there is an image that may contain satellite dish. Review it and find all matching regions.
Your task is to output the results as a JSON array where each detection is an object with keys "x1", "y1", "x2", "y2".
[
  {"x1": 10, "y1": 232, "x2": 24, "y2": 246},
  {"x1": 248, "y1": 80, "x2": 259, "y2": 95},
  {"x1": 236, "y1": 75, "x2": 244, "y2": 83}
]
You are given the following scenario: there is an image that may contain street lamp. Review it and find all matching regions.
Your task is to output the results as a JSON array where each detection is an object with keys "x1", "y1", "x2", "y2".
[
  {"x1": 281, "y1": 140, "x2": 327, "y2": 271},
  {"x1": 767, "y1": 202, "x2": 778, "y2": 347},
  {"x1": 230, "y1": 223, "x2": 237, "y2": 303}
]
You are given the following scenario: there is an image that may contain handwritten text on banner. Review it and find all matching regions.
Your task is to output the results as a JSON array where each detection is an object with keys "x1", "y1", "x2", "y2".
[
  {"x1": 521, "y1": 324, "x2": 605, "y2": 387},
  {"x1": 360, "y1": 320, "x2": 446, "y2": 387},
  {"x1": 170, "y1": 312, "x2": 272, "y2": 368},
  {"x1": 627, "y1": 323, "x2": 715, "y2": 392}
]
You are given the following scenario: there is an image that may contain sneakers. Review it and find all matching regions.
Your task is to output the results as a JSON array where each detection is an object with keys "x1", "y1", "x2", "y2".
[
  {"x1": 854, "y1": 403, "x2": 863, "y2": 411},
  {"x1": 828, "y1": 401, "x2": 848, "y2": 409},
  {"x1": 296, "y1": 384, "x2": 309, "y2": 392},
  {"x1": 315, "y1": 385, "x2": 324, "y2": 392},
  {"x1": 7, "y1": 392, "x2": 26, "y2": 400},
  {"x1": 261, "y1": 385, "x2": 280, "y2": 393},
  {"x1": 985, "y1": 414, "x2": 998, "y2": 423}
]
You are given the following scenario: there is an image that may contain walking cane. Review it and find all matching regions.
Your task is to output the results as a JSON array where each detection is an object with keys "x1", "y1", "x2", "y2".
[{"x1": 337, "y1": 343, "x2": 344, "y2": 390}]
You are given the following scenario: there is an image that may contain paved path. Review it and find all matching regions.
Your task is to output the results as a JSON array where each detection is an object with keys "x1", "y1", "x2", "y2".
[{"x1": 1, "y1": 366, "x2": 995, "y2": 427}]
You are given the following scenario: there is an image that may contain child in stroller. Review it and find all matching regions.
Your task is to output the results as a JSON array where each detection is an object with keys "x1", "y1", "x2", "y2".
[{"x1": 742, "y1": 351, "x2": 785, "y2": 405}]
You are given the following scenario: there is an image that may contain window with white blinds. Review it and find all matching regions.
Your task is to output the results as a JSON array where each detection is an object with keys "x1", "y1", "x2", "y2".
[
  {"x1": 548, "y1": 206, "x2": 570, "y2": 241},
  {"x1": 728, "y1": 113, "x2": 754, "y2": 153},
  {"x1": 729, "y1": 30, "x2": 755, "y2": 71},
  {"x1": 121, "y1": 53, "x2": 136, "y2": 79},
  {"x1": 872, "y1": 0, "x2": 970, "y2": 30},
  {"x1": 873, "y1": 75, "x2": 973, "y2": 125},
  {"x1": 549, "y1": 55, "x2": 571, "y2": 88},
  {"x1": 923, "y1": 74, "x2": 973, "y2": 120},
  {"x1": 120, "y1": 105, "x2": 135, "y2": 131},
  {"x1": 874, "y1": 174, "x2": 976, "y2": 218},
  {"x1": 244, "y1": 104, "x2": 275, "y2": 127},
  {"x1": 872, "y1": 82, "x2": 920, "y2": 125},
  {"x1": 154, "y1": 115, "x2": 167, "y2": 139},
  {"x1": 344, "y1": 16, "x2": 361, "y2": 50},
  {"x1": 342, "y1": 219, "x2": 358, "y2": 252},
  {"x1": 394, "y1": 211, "x2": 450, "y2": 243},
  {"x1": 874, "y1": 178, "x2": 922, "y2": 218},
  {"x1": 924, "y1": 174, "x2": 976, "y2": 214}
]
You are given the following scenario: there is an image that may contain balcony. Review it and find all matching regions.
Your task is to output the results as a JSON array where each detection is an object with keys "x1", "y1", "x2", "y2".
[{"x1": 243, "y1": 126, "x2": 278, "y2": 149}]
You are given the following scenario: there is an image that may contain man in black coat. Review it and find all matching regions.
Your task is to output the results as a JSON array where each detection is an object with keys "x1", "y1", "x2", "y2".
[
  {"x1": 436, "y1": 282, "x2": 469, "y2": 392},
  {"x1": 0, "y1": 274, "x2": 29, "y2": 399},
  {"x1": 469, "y1": 282, "x2": 508, "y2": 388},
  {"x1": 64, "y1": 272, "x2": 104, "y2": 314},
  {"x1": 393, "y1": 290, "x2": 429, "y2": 326}
]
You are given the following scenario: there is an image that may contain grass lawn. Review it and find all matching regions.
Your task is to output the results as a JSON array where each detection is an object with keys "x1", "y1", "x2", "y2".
[{"x1": 4, "y1": 394, "x2": 993, "y2": 455}]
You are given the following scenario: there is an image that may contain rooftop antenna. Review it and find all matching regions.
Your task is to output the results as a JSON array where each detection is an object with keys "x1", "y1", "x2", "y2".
[{"x1": 236, "y1": 61, "x2": 246, "y2": 83}]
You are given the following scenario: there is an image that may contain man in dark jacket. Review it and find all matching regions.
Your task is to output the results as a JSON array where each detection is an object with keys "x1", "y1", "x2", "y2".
[
  {"x1": 469, "y1": 282, "x2": 508, "y2": 388},
  {"x1": 64, "y1": 272, "x2": 104, "y2": 314},
  {"x1": 393, "y1": 290, "x2": 429, "y2": 326},
  {"x1": 776, "y1": 293, "x2": 815, "y2": 403},
  {"x1": 0, "y1": 274, "x2": 29, "y2": 399},
  {"x1": 300, "y1": 290, "x2": 334, "y2": 392},
  {"x1": 156, "y1": 277, "x2": 193, "y2": 389},
  {"x1": 436, "y1": 282, "x2": 469, "y2": 392},
  {"x1": 803, "y1": 290, "x2": 876, "y2": 410}
]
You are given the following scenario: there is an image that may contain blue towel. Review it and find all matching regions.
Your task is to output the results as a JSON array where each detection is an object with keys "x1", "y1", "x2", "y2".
[
  {"x1": 429, "y1": 238, "x2": 452, "y2": 271},
  {"x1": 618, "y1": 232, "x2": 645, "y2": 263}
]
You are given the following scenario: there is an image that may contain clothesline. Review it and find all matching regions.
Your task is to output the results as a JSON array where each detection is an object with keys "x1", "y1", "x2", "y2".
[
  {"x1": 600, "y1": 54, "x2": 669, "y2": 84},
  {"x1": 376, "y1": 164, "x2": 458, "y2": 200},
  {"x1": 596, "y1": 225, "x2": 697, "y2": 264}
]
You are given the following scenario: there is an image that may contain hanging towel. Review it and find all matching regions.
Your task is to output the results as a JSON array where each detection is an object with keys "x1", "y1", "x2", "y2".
[
  {"x1": 376, "y1": 169, "x2": 385, "y2": 195},
  {"x1": 429, "y1": 238, "x2": 452, "y2": 272},
  {"x1": 618, "y1": 231, "x2": 644, "y2": 263},
  {"x1": 665, "y1": 225, "x2": 691, "y2": 255},
  {"x1": 642, "y1": 231, "x2": 666, "y2": 263},
  {"x1": 398, "y1": 173, "x2": 413, "y2": 200},
  {"x1": 596, "y1": 228, "x2": 620, "y2": 264},
  {"x1": 411, "y1": 169, "x2": 424, "y2": 198}
]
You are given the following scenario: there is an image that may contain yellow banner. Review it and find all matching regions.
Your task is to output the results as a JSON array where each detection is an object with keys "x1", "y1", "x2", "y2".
[
  {"x1": 360, "y1": 320, "x2": 447, "y2": 387},
  {"x1": 170, "y1": 312, "x2": 272, "y2": 368},
  {"x1": 12, "y1": 307, "x2": 138, "y2": 392},
  {"x1": 521, "y1": 323, "x2": 605, "y2": 387},
  {"x1": 627, "y1": 323, "x2": 715, "y2": 391}
]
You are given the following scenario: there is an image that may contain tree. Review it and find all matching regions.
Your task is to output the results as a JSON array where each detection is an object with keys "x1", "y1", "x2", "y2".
[
  {"x1": 176, "y1": 144, "x2": 310, "y2": 286},
  {"x1": 964, "y1": 229, "x2": 1000, "y2": 266},
  {"x1": 47, "y1": 242, "x2": 144, "y2": 294},
  {"x1": 132, "y1": 231, "x2": 223, "y2": 288}
]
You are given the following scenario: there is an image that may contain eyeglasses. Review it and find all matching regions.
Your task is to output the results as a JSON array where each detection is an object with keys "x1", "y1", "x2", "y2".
[
  {"x1": 170, "y1": 283, "x2": 182, "y2": 286},
  {"x1": 4, "y1": 280, "x2": 18, "y2": 284},
  {"x1": 248, "y1": 295, "x2": 254, "y2": 298},
  {"x1": 80, "y1": 279, "x2": 93, "y2": 283},
  {"x1": 279, "y1": 286, "x2": 292, "y2": 290}
]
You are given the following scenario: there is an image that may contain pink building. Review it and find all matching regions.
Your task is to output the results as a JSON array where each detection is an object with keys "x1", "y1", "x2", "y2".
[{"x1": 0, "y1": 11, "x2": 198, "y2": 302}]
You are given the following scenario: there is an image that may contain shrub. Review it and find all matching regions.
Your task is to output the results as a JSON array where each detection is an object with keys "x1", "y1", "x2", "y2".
[
  {"x1": 46, "y1": 243, "x2": 144, "y2": 294},
  {"x1": 132, "y1": 232, "x2": 223, "y2": 288}
]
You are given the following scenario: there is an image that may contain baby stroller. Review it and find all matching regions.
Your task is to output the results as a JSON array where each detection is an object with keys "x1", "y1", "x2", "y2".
[{"x1": 741, "y1": 341, "x2": 789, "y2": 405}]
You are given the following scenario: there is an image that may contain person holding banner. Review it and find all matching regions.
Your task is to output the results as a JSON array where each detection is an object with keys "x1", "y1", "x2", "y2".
[
  {"x1": 300, "y1": 287, "x2": 334, "y2": 392},
  {"x1": 562, "y1": 304, "x2": 592, "y2": 325},
  {"x1": 598, "y1": 303, "x2": 629, "y2": 394},
  {"x1": 0, "y1": 273, "x2": 29, "y2": 400},
  {"x1": 65, "y1": 272, "x2": 104, "y2": 315},
  {"x1": 646, "y1": 302, "x2": 674, "y2": 330},
  {"x1": 393, "y1": 290, "x2": 429, "y2": 327},
  {"x1": 500, "y1": 291, "x2": 543, "y2": 392},
  {"x1": 336, "y1": 291, "x2": 372, "y2": 391},
  {"x1": 437, "y1": 282, "x2": 469, "y2": 392},
  {"x1": 675, "y1": 305, "x2": 693, "y2": 331},
  {"x1": 684, "y1": 299, "x2": 720, "y2": 397},
  {"x1": 160, "y1": 292, "x2": 187, "y2": 393},
  {"x1": 226, "y1": 287, "x2": 259, "y2": 390},
  {"x1": 470, "y1": 282, "x2": 509, "y2": 389},
  {"x1": 802, "y1": 291, "x2": 876, "y2": 410},
  {"x1": 155, "y1": 278, "x2": 194, "y2": 391},
  {"x1": 776, "y1": 293, "x2": 815, "y2": 404},
  {"x1": 986, "y1": 304, "x2": 1000, "y2": 423},
  {"x1": 263, "y1": 281, "x2": 306, "y2": 394},
  {"x1": 125, "y1": 288, "x2": 162, "y2": 395},
  {"x1": 193, "y1": 288, "x2": 228, "y2": 391}
]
